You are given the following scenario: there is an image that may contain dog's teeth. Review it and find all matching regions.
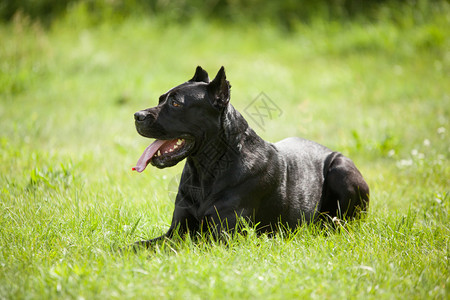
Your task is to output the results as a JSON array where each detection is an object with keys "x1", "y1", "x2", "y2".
[
  {"x1": 177, "y1": 139, "x2": 183, "y2": 145},
  {"x1": 157, "y1": 150, "x2": 161, "y2": 156},
  {"x1": 164, "y1": 151, "x2": 168, "y2": 154},
  {"x1": 173, "y1": 145, "x2": 178, "y2": 149},
  {"x1": 169, "y1": 148, "x2": 173, "y2": 152}
]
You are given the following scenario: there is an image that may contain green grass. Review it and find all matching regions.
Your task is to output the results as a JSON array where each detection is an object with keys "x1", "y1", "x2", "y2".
[{"x1": 1, "y1": 5, "x2": 449, "y2": 299}]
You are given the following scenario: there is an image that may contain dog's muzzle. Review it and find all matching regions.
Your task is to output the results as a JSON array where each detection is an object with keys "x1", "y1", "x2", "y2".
[{"x1": 134, "y1": 110, "x2": 148, "y2": 122}]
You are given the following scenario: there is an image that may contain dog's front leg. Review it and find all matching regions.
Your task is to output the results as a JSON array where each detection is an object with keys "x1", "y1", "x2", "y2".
[
  {"x1": 130, "y1": 204, "x2": 199, "y2": 251},
  {"x1": 202, "y1": 205, "x2": 247, "y2": 239},
  {"x1": 131, "y1": 234, "x2": 168, "y2": 249}
]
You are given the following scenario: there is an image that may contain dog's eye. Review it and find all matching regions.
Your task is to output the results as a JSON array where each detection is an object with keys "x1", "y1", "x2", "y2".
[{"x1": 171, "y1": 99, "x2": 182, "y2": 108}]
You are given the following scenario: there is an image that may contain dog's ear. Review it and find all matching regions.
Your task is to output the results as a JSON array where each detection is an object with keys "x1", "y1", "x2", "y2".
[
  {"x1": 208, "y1": 66, "x2": 231, "y2": 108},
  {"x1": 189, "y1": 66, "x2": 210, "y2": 83}
]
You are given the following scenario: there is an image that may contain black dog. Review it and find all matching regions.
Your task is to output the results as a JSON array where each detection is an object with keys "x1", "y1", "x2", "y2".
[{"x1": 132, "y1": 66, "x2": 369, "y2": 247}]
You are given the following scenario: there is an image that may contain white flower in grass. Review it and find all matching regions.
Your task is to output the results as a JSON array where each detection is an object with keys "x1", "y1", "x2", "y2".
[
  {"x1": 411, "y1": 149, "x2": 418, "y2": 156},
  {"x1": 435, "y1": 197, "x2": 442, "y2": 204},
  {"x1": 423, "y1": 139, "x2": 430, "y2": 147},
  {"x1": 437, "y1": 127, "x2": 446, "y2": 134},
  {"x1": 388, "y1": 149, "x2": 395, "y2": 157},
  {"x1": 397, "y1": 159, "x2": 413, "y2": 168}
]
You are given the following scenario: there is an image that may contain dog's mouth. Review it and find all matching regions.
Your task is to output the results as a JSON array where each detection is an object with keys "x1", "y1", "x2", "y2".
[{"x1": 132, "y1": 138, "x2": 195, "y2": 172}]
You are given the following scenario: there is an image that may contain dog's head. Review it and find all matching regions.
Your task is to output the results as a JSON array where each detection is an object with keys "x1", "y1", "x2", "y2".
[{"x1": 133, "y1": 66, "x2": 231, "y2": 172}]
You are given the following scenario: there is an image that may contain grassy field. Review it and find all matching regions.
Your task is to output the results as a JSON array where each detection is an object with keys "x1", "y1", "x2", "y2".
[{"x1": 1, "y1": 4, "x2": 449, "y2": 299}]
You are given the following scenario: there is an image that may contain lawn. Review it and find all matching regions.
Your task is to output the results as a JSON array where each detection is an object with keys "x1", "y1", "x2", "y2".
[{"x1": 0, "y1": 3, "x2": 449, "y2": 299}]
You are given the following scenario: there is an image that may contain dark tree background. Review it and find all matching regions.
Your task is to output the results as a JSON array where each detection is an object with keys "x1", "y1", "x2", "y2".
[{"x1": 1, "y1": 0, "x2": 444, "y2": 28}]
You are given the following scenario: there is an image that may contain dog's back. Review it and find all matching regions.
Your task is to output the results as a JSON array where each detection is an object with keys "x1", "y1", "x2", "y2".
[
  {"x1": 273, "y1": 137, "x2": 368, "y2": 223},
  {"x1": 258, "y1": 138, "x2": 331, "y2": 226}
]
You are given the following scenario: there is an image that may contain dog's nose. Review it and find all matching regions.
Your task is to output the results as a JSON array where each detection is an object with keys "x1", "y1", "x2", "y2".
[{"x1": 134, "y1": 111, "x2": 147, "y2": 121}]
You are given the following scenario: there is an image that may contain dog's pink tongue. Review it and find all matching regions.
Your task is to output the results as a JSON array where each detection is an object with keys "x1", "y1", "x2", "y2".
[{"x1": 132, "y1": 139, "x2": 166, "y2": 173}]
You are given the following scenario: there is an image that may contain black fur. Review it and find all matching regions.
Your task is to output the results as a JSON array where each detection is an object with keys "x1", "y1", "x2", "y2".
[{"x1": 132, "y1": 66, "x2": 369, "y2": 248}]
